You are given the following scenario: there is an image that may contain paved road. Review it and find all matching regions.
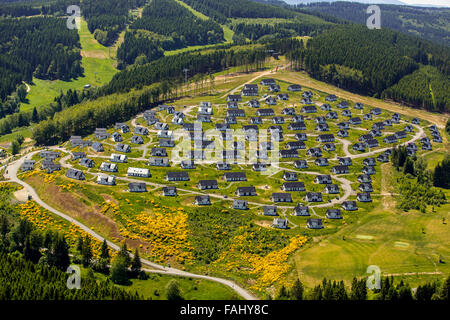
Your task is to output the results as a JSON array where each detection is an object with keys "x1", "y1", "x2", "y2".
[{"x1": 4, "y1": 151, "x2": 258, "y2": 300}]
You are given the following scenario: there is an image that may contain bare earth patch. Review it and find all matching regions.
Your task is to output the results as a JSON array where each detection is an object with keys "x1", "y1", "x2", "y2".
[{"x1": 80, "y1": 50, "x2": 108, "y2": 59}]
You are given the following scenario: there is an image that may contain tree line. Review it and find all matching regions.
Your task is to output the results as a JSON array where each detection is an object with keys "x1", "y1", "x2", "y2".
[
  {"x1": 0, "y1": 17, "x2": 83, "y2": 111},
  {"x1": 382, "y1": 65, "x2": 449, "y2": 112},
  {"x1": 231, "y1": 20, "x2": 332, "y2": 41},
  {"x1": 0, "y1": 184, "x2": 141, "y2": 300},
  {"x1": 180, "y1": 0, "x2": 296, "y2": 24},
  {"x1": 274, "y1": 276, "x2": 449, "y2": 301},
  {"x1": 130, "y1": 0, "x2": 224, "y2": 49},
  {"x1": 391, "y1": 145, "x2": 447, "y2": 212},
  {"x1": 286, "y1": 24, "x2": 450, "y2": 111},
  {"x1": 296, "y1": 2, "x2": 450, "y2": 47},
  {"x1": 101, "y1": 47, "x2": 268, "y2": 96}
]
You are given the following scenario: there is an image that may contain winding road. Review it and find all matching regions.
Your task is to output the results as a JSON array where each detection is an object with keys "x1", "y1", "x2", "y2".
[{"x1": 4, "y1": 151, "x2": 258, "y2": 300}]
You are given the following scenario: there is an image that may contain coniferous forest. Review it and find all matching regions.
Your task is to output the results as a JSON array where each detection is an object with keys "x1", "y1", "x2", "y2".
[
  {"x1": 0, "y1": 17, "x2": 83, "y2": 111},
  {"x1": 130, "y1": 0, "x2": 224, "y2": 48}
]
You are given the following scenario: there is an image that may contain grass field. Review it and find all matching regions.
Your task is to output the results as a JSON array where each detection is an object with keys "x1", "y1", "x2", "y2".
[
  {"x1": 21, "y1": 19, "x2": 118, "y2": 111},
  {"x1": 79, "y1": 266, "x2": 240, "y2": 300}
]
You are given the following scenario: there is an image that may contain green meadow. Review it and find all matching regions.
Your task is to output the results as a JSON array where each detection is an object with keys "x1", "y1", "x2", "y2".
[{"x1": 21, "y1": 19, "x2": 118, "y2": 112}]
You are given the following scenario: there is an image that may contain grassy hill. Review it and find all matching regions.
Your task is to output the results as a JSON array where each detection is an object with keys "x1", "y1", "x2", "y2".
[{"x1": 21, "y1": 19, "x2": 118, "y2": 112}]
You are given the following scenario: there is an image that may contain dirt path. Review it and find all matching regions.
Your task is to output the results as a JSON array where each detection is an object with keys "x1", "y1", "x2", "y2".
[{"x1": 4, "y1": 150, "x2": 258, "y2": 300}]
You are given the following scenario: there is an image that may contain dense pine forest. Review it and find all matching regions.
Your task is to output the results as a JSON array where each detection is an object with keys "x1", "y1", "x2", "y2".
[
  {"x1": 296, "y1": 2, "x2": 450, "y2": 47},
  {"x1": 117, "y1": 31, "x2": 165, "y2": 68},
  {"x1": 0, "y1": 17, "x2": 82, "y2": 115},
  {"x1": 130, "y1": 0, "x2": 224, "y2": 48},
  {"x1": 286, "y1": 24, "x2": 450, "y2": 111},
  {"x1": 382, "y1": 65, "x2": 450, "y2": 112},
  {"x1": 180, "y1": 0, "x2": 296, "y2": 23}
]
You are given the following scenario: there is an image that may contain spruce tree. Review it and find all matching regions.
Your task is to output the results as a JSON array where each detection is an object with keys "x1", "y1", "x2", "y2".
[
  {"x1": 81, "y1": 235, "x2": 92, "y2": 268},
  {"x1": 130, "y1": 248, "x2": 142, "y2": 277},
  {"x1": 166, "y1": 279, "x2": 183, "y2": 300},
  {"x1": 290, "y1": 278, "x2": 304, "y2": 300}
]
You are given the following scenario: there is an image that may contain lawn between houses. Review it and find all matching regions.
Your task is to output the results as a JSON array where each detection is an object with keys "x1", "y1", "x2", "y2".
[{"x1": 14, "y1": 66, "x2": 449, "y2": 296}]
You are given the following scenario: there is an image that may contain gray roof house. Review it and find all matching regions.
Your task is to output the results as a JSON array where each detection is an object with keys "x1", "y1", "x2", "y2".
[
  {"x1": 362, "y1": 166, "x2": 376, "y2": 175},
  {"x1": 287, "y1": 84, "x2": 301, "y2": 91},
  {"x1": 294, "y1": 160, "x2": 308, "y2": 169},
  {"x1": 134, "y1": 126, "x2": 149, "y2": 136},
  {"x1": 325, "y1": 94, "x2": 337, "y2": 102},
  {"x1": 315, "y1": 157, "x2": 329, "y2": 167},
  {"x1": 159, "y1": 139, "x2": 175, "y2": 147},
  {"x1": 305, "y1": 192, "x2": 322, "y2": 202},
  {"x1": 326, "y1": 209, "x2": 342, "y2": 219},
  {"x1": 342, "y1": 201, "x2": 358, "y2": 211},
  {"x1": 324, "y1": 184, "x2": 340, "y2": 194},
  {"x1": 115, "y1": 123, "x2": 130, "y2": 133},
  {"x1": 272, "y1": 218, "x2": 289, "y2": 229},
  {"x1": 40, "y1": 151, "x2": 60, "y2": 160},
  {"x1": 110, "y1": 153, "x2": 127, "y2": 163},
  {"x1": 295, "y1": 133, "x2": 307, "y2": 141},
  {"x1": 131, "y1": 135, "x2": 144, "y2": 144},
  {"x1": 283, "y1": 171, "x2": 298, "y2": 181},
  {"x1": 272, "y1": 193, "x2": 292, "y2": 203},
  {"x1": 363, "y1": 158, "x2": 376, "y2": 166},
  {"x1": 66, "y1": 168, "x2": 85, "y2": 181},
  {"x1": 256, "y1": 108, "x2": 275, "y2": 117},
  {"x1": 95, "y1": 128, "x2": 109, "y2": 140},
  {"x1": 359, "y1": 183, "x2": 373, "y2": 193},
  {"x1": 224, "y1": 172, "x2": 246, "y2": 182},
  {"x1": 152, "y1": 147, "x2": 167, "y2": 157},
  {"x1": 301, "y1": 105, "x2": 317, "y2": 113},
  {"x1": 195, "y1": 195, "x2": 211, "y2": 206},
  {"x1": 148, "y1": 157, "x2": 170, "y2": 167},
  {"x1": 307, "y1": 147, "x2": 322, "y2": 157},
  {"x1": 92, "y1": 142, "x2": 104, "y2": 152},
  {"x1": 180, "y1": 160, "x2": 196, "y2": 169},
  {"x1": 21, "y1": 160, "x2": 35, "y2": 172},
  {"x1": 248, "y1": 100, "x2": 260, "y2": 108},
  {"x1": 236, "y1": 186, "x2": 257, "y2": 197},
  {"x1": 331, "y1": 165, "x2": 349, "y2": 174},
  {"x1": 71, "y1": 152, "x2": 86, "y2": 160},
  {"x1": 166, "y1": 171, "x2": 189, "y2": 181},
  {"x1": 232, "y1": 199, "x2": 248, "y2": 210},
  {"x1": 112, "y1": 132, "x2": 122, "y2": 142},
  {"x1": 216, "y1": 162, "x2": 231, "y2": 170},
  {"x1": 41, "y1": 160, "x2": 61, "y2": 173},
  {"x1": 323, "y1": 143, "x2": 336, "y2": 151},
  {"x1": 357, "y1": 193, "x2": 372, "y2": 202},
  {"x1": 288, "y1": 122, "x2": 306, "y2": 131},
  {"x1": 162, "y1": 186, "x2": 177, "y2": 197},
  {"x1": 262, "y1": 206, "x2": 278, "y2": 216},
  {"x1": 279, "y1": 150, "x2": 298, "y2": 158},
  {"x1": 282, "y1": 182, "x2": 305, "y2": 192},
  {"x1": 115, "y1": 143, "x2": 131, "y2": 153},
  {"x1": 129, "y1": 182, "x2": 147, "y2": 193},
  {"x1": 198, "y1": 180, "x2": 218, "y2": 190},
  {"x1": 316, "y1": 134, "x2": 334, "y2": 143},
  {"x1": 339, "y1": 157, "x2": 352, "y2": 166},
  {"x1": 307, "y1": 218, "x2": 324, "y2": 229},
  {"x1": 96, "y1": 175, "x2": 116, "y2": 186},
  {"x1": 294, "y1": 205, "x2": 309, "y2": 216},
  {"x1": 127, "y1": 167, "x2": 151, "y2": 178},
  {"x1": 357, "y1": 174, "x2": 372, "y2": 183},
  {"x1": 326, "y1": 111, "x2": 338, "y2": 119},
  {"x1": 79, "y1": 158, "x2": 94, "y2": 168},
  {"x1": 315, "y1": 175, "x2": 332, "y2": 184},
  {"x1": 285, "y1": 141, "x2": 306, "y2": 150}
]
